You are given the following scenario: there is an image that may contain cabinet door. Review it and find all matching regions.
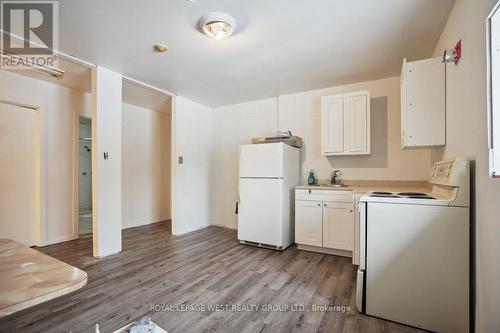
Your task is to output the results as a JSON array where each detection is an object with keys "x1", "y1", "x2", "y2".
[
  {"x1": 344, "y1": 91, "x2": 370, "y2": 154},
  {"x1": 321, "y1": 95, "x2": 344, "y2": 154},
  {"x1": 295, "y1": 200, "x2": 323, "y2": 247},
  {"x1": 401, "y1": 59, "x2": 408, "y2": 148},
  {"x1": 404, "y1": 57, "x2": 445, "y2": 147},
  {"x1": 322, "y1": 202, "x2": 354, "y2": 250}
]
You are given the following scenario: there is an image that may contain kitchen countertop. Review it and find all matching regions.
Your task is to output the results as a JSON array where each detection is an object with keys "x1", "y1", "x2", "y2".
[
  {"x1": 0, "y1": 239, "x2": 88, "y2": 317},
  {"x1": 296, "y1": 180, "x2": 431, "y2": 195}
]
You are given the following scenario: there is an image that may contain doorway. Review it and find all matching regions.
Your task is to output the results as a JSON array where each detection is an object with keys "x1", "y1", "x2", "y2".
[{"x1": 78, "y1": 116, "x2": 93, "y2": 235}]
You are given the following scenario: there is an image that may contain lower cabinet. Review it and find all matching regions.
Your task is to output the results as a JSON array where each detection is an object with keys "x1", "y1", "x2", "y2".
[
  {"x1": 322, "y1": 202, "x2": 354, "y2": 251},
  {"x1": 295, "y1": 200, "x2": 323, "y2": 246},
  {"x1": 295, "y1": 192, "x2": 354, "y2": 253}
]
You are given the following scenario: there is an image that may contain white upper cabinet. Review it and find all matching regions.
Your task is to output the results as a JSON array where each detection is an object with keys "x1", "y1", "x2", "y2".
[
  {"x1": 321, "y1": 95, "x2": 344, "y2": 153},
  {"x1": 321, "y1": 90, "x2": 370, "y2": 156},
  {"x1": 345, "y1": 91, "x2": 369, "y2": 154},
  {"x1": 401, "y1": 57, "x2": 445, "y2": 148}
]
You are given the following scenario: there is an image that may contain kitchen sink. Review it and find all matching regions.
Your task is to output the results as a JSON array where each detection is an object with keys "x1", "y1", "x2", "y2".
[{"x1": 317, "y1": 184, "x2": 349, "y2": 188}]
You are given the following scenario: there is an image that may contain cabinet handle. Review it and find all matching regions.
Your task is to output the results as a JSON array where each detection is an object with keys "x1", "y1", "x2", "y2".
[
  {"x1": 323, "y1": 204, "x2": 327, "y2": 207},
  {"x1": 317, "y1": 203, "x2": 321, "y2": 207},
  {"x1": 350, "y1": 209, "x2": 353, "y2": 213}
]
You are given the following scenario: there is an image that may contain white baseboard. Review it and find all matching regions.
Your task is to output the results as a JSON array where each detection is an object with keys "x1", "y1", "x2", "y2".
[
  {"x1": 172, "y1": 224, "x2": 209, "y2": 236},
  {"x1": 122, "y1": 217, "x2": 170, "y2": 230},
  {"x1": 94, "y1": 250, "x2": 121, "y2": 258},
  {"x1": 39, "y1": 235, "x2": 78, "y2": 247}
]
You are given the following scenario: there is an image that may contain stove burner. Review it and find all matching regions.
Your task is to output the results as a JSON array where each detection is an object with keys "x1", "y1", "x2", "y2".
[
  {"x1": 372, "y1": 191, "x2": 393, "y2": 195},
  {"x1": 398, "y1": 192, "x2": 428, "y2": 196},
  {"x1": 370, "y1": 194, "x2": 400, "y2": 198},
  {"x1": 407, "y1": 196, "x2": 436, "y2": 199}
]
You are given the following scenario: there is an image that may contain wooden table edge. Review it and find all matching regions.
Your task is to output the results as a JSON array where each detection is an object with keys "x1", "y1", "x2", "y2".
[{"x1": 0, "y1": 275, "x2": 88, "y2": 318}]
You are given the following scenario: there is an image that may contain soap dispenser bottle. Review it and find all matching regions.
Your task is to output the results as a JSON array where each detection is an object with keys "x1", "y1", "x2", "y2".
[{"x1": 307, "y1": 170, "x2": 317, "y2": 186}]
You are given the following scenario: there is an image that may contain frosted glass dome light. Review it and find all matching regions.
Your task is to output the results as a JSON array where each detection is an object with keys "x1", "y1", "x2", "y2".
[{"x1": 199, "y1": 12, "x2": 237, "y2": 40}]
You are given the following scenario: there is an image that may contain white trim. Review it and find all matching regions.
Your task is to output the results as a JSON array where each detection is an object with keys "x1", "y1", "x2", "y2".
[
  {"x1": 93, "y1": 250, "x2": 121, "y2": 259},
  {"x1": 39, "y1": 235, "x2": 79, "y2": 247},
  {"x1": 487, "y1": 2, "x2": 500, "y2": 179},
  {"x1": 57, "y1": 52, "x2": 96, "y2": 69},
  {"x1": 122, "y1": 75, "x2": 176, "y2": 98},
  {"x1": 210, "y1": 222, "x2": 237, "y2": 230},
  {"x1": 0, "y1": 99, "x2": 37, "y2": 110},
  {"x1": 72, "y1": 111, "x2": 80, "y2": 240},
  {"x1": 35, "y1": 105, "x2": 46, "y2": 247},
  {"x1": 170, "y1": 97, "x2": 177, "y2": 235},
  {"x1": 0, "y1": 30, "x2": 95, "y2": 69},
  {"x1": 121, "y1": 218, "x2": 171, "y2": 230},
  {"x1": 172, "y1": 224, "x2": 209, "y2": 236}
]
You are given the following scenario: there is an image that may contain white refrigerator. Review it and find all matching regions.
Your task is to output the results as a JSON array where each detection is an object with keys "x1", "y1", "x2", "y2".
[{"x1": 238, "y1": 142, "x2": 300, "y2": 250}]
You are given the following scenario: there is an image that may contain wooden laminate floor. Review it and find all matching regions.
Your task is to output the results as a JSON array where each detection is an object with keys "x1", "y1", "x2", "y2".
[{"x1": 0, "y1": 222, "x2": 423, "y2": 333}]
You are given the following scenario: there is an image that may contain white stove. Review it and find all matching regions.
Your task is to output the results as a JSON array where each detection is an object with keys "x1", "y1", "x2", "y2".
[
  {"x1": 356, "y1": 158, "x2": 470, "y2": 333},
  {"x1": 361, "y1": 158, "x2": 470, "y2": 207}
]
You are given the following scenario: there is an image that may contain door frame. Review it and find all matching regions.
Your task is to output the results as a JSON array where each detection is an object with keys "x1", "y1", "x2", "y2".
[{"x1": 0, "y1": 99, "x2": 44, "y2": 246}]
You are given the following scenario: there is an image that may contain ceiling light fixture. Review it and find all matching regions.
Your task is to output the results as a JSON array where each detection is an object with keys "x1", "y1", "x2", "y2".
[{"x1": 198, "y1": 12, "x2": 237, "y2": 40}]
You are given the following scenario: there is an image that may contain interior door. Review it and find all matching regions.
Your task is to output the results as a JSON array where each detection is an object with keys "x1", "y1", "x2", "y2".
[
  {"x1": 321, "y1": 95, "x2": 344, "y2": 154},
  {"x1": 238, "y1": 178, "x2": 282, "y2": 246},
  {"x1": 344, "y1": 92, "x2": 368, "y2": 153},
  {"x1": 322, "y1": 202, "x2": 354, "y2": 250},
  {"x1": 0, "y1": 102, "x2": 36, "y2": 246},
  {"x1": 295, "y1": 200, "x2": 323, "y2": 246}
]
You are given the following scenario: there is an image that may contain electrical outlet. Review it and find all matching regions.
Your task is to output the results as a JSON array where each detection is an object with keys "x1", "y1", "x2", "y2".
[
  {"x1": 104, "y1": 152, "x2": 109, "y2": 160},
  {"x1": 178, "y1": 156, "x2": 183, "y2": 164}
]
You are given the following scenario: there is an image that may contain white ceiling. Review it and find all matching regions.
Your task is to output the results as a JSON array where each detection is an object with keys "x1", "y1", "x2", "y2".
[{"x1": 58, "y1": 0, "x2": 455, "y2": 107}]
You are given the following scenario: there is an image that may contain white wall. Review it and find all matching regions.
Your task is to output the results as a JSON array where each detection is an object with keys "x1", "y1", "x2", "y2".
[
  {"x1": 171, "y1": 96, "x2": 212, "y2": 235},
  {"x1": 92, "y1": 66, "x2": 122, "y2": 257},
  {"x1": 122, "y1": 103, "x2": 171, "y2": 229},
  {"x1": 211, "y1": 98, "x2": 278, "y2": 228},
  {"x1": 431, "y1": 1, "x2": 500, "y2": 331},
  {"x1": 0, "y1": 69, "x2": 172, "y2": 247},
  {"x1": 0, "y1": 70, "x2": 90, "y2": 245},
  {"x1": 278, "y1": 77, "x2": 431, "y2": 182},
  {"x1": 211, "y1": 78, "x2": 431, "y2": 229}
]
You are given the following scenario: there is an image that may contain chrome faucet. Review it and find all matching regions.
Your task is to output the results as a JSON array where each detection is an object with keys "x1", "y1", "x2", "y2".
[{"x1": 331, "y1": 169, "x2": 343, "y2": 186}]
